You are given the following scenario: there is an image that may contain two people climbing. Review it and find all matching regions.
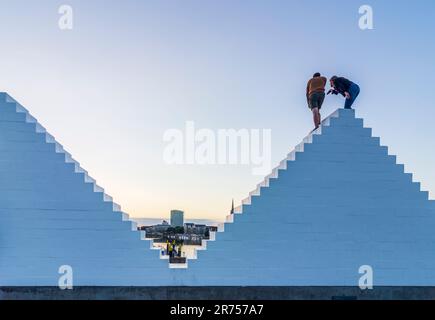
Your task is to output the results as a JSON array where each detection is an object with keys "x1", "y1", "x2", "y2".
[{"x1": 306, "y1": 73, "x2": 360, "y2": 130}]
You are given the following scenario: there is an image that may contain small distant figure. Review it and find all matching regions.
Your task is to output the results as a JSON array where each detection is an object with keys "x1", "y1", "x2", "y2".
[
  {"x1": 328, "y1": 76, "x2": 360, "y2": 109},
  {"x1": 168, "y1": 243, "x2": 173, "y2": 258},
  {"x1": 306, "y1": 72, "x2": 327, "y2": 130}
]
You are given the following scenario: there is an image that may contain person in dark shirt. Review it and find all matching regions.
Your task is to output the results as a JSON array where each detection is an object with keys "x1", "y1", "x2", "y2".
[{"x1": 327, "y1": 76, "x2": 360, "y2": 109}]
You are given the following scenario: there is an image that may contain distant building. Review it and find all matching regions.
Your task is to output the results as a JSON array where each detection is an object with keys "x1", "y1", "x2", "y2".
[
  {"x1": 184, "y1": 223, "x2": 195, "y2": 233},
  {"x1": 195, "y1": 224, "x2": 207, "y2": 234},
  {"x1": 170, "y1": 210, "x2": 184, "y2": 227},
  {"x1": 153, "y1": 224, "x2": 170, "y2": 233}
]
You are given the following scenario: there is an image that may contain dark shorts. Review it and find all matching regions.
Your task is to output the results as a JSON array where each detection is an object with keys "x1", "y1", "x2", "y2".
[{"x1": 308, "y1": 92, "x2": 325, "y2": 110}]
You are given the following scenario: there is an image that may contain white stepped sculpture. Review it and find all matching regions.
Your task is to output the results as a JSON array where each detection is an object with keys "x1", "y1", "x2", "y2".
[
  {"x1": 185, "y1": 108, "x2": 435, "y2": 286},
  {"x1": 0, "y1": 93, "x2": 172, "y2": 286},
  {"x1": 1, "y1": 92, "x2": 434, "y2": 287}
]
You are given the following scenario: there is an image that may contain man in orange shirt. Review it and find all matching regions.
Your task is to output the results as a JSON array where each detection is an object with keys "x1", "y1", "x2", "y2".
[{"x1": 306, "y1": 72, "x2": 327, "y2": 130}]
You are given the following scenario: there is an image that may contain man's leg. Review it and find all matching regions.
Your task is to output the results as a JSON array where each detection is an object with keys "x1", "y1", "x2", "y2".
[
  {"x1": 312, "y1": 107, "x2": 320, "y2": 128},
  {"x1": 344, "y1": 85, "x2": 360, "y2": 109},
  {"x1": 317, "y1": 93, "x2": 324, "y2": 126},
  {"x1": 344, "y1": 96, "x2": 355, "y2": 109}
]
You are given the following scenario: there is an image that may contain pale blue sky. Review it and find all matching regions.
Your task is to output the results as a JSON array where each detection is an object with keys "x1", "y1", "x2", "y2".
[{"x1": 0, "y1": 0, "x2": 434, "y2": 220}]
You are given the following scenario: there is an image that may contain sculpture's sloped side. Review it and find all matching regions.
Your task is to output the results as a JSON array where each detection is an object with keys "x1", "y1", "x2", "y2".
[
  {"x1": 0, "y1": 93, "x2": 171, "y2": 286},
  {"x1": 182, "y1": 108, "x2": 435, "y2": 286}
]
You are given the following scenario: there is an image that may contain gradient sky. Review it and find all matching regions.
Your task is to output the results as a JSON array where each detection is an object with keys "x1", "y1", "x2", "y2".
[{"x1": 0, "y1": 0, "x2": 434, "y2": 220}]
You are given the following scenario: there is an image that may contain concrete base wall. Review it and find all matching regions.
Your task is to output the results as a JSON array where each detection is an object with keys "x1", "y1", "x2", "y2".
[{"x1": 2, "y1": 286, "x2": 435, "y2": 300}]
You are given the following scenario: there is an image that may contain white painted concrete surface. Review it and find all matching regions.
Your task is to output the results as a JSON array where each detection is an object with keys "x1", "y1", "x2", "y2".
[{"x1": 1, "y1": 92, "x2": 434, "y2": 286}]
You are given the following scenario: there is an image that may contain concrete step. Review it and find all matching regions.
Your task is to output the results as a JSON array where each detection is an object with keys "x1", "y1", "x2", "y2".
[
  {"x1": 0, "y1": 142, "x2": 56, "y2": 152},
  {"x1": 294, "y1": 151, "x2": 397, "y2": 163},
  {"x1": 0, "y1": 121, "x2": 37, "y2": 132},
  {"x1": 303, "y1": 143, "x2": 388, "y2": 155},
  {"x1": 0, "y1": 199, "x2": 121, "y2": 211},
  {"x1": 320, "y1": 128, "x2": 373, "y2": 141},
  {"x1": 313, "y1": 135, "x2": 380, "y2": 146},
  {"x1": 0, "y1": 209, "x2": 131, "y2": 222},
  {"x1": 0, "y1": 111, "x2": 27, "y2": 122},
  {"x1": 329, "y1": 116, "x2": 364, "y2": 127}
]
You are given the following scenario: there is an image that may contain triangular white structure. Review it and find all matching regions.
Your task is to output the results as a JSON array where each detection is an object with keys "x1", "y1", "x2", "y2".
[
  {"x1": 0, "y1": 93, "x2": 172, "y2": 286},
  {"x1": 184, "y1": 108, "x2": 435, "y2": 286},
  {"x1": 1, "y1": 92, "x2": 434, "y2": 287}
]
